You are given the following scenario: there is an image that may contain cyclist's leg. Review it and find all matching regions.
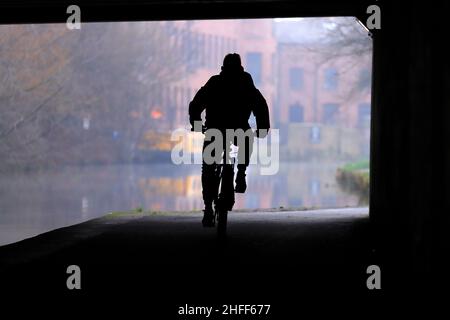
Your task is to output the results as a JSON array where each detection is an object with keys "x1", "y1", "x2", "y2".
[
  {"x1": 201, "y1": 138, "x2": 217, "y2": 226},
  {"x1": 235, "y1": 130, "x2": 254, "y2": 193},
  {"x1": 219, "y1": 135, "x2": 235, "y2": 211}
]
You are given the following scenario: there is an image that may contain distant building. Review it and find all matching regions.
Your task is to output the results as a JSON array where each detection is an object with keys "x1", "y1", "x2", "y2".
[
  {"x1": 276, "y1": 42, "x2": 371, "y2": 128},
  {"x1": 276, "y1": 41, "x2": 371, "y2": 159},
  {"x1": 141, "y1": 19, "x2": 371, "y2": 159},
  {"x1": 145, "y1": 19, "x2": 277, "y2": 131}
]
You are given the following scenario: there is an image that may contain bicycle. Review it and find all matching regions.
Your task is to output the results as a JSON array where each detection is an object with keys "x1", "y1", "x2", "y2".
[{"x1": 192, "y1": 125, "x2": 236, "y2": 237}]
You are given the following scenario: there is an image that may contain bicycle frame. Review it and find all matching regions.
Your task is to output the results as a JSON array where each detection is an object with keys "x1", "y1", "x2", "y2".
[{"x1": 212, "y1": 141, "x2": 236, "y2": 236}]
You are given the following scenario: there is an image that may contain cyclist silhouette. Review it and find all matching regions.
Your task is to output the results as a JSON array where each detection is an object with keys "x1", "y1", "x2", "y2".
[{"x1": 189, "y1": 53, "x2": 270, "y2": 227}]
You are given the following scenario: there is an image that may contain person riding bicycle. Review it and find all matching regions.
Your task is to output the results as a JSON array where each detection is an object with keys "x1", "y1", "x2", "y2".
[{"x1": 189, "y1": 53, "x2": 270, "y2": 227}]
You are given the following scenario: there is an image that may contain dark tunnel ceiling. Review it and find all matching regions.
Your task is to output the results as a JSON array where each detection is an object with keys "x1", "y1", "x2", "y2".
[{"x1": 0, "y1": 0, "x2": 373, "y2": 24}]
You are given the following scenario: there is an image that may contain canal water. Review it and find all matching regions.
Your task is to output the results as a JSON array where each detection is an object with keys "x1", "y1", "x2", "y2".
[{"x1": 0, "y1": 162, "x2": 364, "y2": 246}]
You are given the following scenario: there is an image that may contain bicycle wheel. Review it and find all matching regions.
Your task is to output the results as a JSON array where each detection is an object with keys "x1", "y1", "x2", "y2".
[{"x1": 217, "y1": 208, "x2": 227, "y2": 237}]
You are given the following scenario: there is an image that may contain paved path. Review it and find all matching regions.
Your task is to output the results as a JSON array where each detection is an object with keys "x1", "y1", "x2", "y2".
[{"x1": 1, "y1": 208, "x2": 376, "y2": 313}]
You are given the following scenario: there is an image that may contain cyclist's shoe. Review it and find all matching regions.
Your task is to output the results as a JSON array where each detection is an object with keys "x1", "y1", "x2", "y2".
[
  {"x1": 202, "y1": 208, "x2": 215, "y2": 227},
  {"x1": 234, "y1": 170, "x2": 247, "y2": 193}
]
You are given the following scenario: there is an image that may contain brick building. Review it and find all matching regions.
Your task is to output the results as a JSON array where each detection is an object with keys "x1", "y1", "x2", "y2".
[
  {"x1": 276, "y1": 42, "x2": 371, "y2": 128},
  {"x1": 145, "y1": 19, "x2": 277, "y2": 131},
  {"x1": 275, "y1": 36, "x2": 372, "y2": 159},
  {"x1": 141, "y1": 18, "x2": 371, "y2": 159}
]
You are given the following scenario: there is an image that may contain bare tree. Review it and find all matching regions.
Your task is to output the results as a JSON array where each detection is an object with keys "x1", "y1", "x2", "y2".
[
  {"x1": 0, "y1": 21, "x2": 194, "y2": 170},
  {"x1": 0, "y1": 24, "x2": 70, "y2": 169},
  {"x1": 296, "y1": 17, "x2": 372, "y2": 101}
]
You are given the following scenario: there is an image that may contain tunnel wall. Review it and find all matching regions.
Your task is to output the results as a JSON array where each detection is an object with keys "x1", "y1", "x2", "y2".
[
  {"x1": 0, "y1": 0, "x2": 447, "y2": 288},
  {"x1": 370, "y1": 1, "x2": 447, "y2": 288}
]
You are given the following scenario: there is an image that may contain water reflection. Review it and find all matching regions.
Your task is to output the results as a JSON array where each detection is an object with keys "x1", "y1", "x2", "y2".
[{"x1": 0, "y1": 162, "x2": 361, "y2": 246}]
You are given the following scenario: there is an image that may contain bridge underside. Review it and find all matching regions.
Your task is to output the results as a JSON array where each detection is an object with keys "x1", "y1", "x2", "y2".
[{"x1": 0, "y1": 0, "x2": 447, "y2": 308}]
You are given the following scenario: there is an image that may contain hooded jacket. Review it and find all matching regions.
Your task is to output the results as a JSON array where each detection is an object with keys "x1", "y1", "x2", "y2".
[{"x1": 189, "y1": 69, "x2": 270, "y2": 133}]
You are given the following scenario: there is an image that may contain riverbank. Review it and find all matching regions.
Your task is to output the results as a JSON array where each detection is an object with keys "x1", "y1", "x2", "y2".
[{"x1": 336, "y1": 160, "x2": 370, "y2": 204}]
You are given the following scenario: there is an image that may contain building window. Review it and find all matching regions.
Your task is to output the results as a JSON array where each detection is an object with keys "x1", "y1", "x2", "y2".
[
  {"x1": 324, "y1": 68, "x2": 338, "y2": 90},
  {"x1": 220, "y1": 36, "x2": 226, "y2": 57},
  {"x1": 289, "y1": 104, "x2": 304, "y2": 122},
  {"x1": 322, "y1": 103, "x2": 340, "y2": 125},
  {"x1": 289, "y1": 67, "x2": 304, "y2": 90},
  {"x1": 272, "y1": 53, "x2": 277, "y2": 81},
  {"x1": 206, "y1": 34, "x2": 213, "y2": 68},
  {"x1": 246, "y1": 52, "x2": 262, "y2": 85},
  {"x1": 181, "y1": 28, "x2": 188, "y2": 64},
  {"x1": 358, "y1": 103, "x2": 371, "y2": 127},
  {"x1": 309, "y1": 179, "x2": 320, "y2": 196},
  {"x1": 199, "y1": 33, "x2": 205, "y2": 67},
  {"x1": 310, "y1": 126, "x2": 321, "y2": 144},
  {"x1": 186, "y1": 31, "x2": 193, "y2": 71},
  {"x1": 194, "y1": 33, "x2": 200, "y2": 69},
  {"x1": 358, "y1": 69, "x2": 371, "y2": 91},
  {"x1": 212, "y1": 36, "x2": 220, "y2": 68},
  {"x1": 214, "y1": 36, "x2": 220, "y2": 67},
  {"x1": 218, "y1": 36, "x2": 223, "y2": 59}
]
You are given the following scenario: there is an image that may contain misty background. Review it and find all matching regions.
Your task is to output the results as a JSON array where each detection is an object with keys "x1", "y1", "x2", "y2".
[{"x1": 0, "y1": 18, "x2": 372, "y2": 245}]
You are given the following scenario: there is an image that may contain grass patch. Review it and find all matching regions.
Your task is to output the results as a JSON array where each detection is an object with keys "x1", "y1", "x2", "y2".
[
  {"x1": 336, "y1": 160, "x2": 370, "y2": 205},
  {"x1": 107, "y1": 209, "x2": 202, "y2": 218},
  {"x1": 341, "y1": 159, "x2": 370, "y2": 171},
  {"x1": 105, "y1": 206, "x2": 345, "y2": 219}
]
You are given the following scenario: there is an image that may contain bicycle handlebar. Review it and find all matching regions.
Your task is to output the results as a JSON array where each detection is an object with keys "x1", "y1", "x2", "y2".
[
  {"x1": 190, "y1": 125, "x2": 206, "y2": 134},
  {"x1": 190, "y1": 125, "x2": 268, "y2": 138}
]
